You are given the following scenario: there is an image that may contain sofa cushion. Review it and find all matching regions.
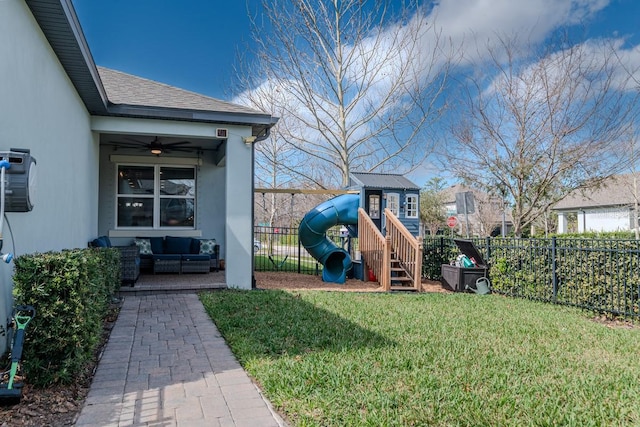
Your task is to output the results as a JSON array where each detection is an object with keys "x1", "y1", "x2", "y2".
[
  {"x1": 190, "y1": 238, "x2": 200, "y2": 254},
  {"x1": 134, "y1": 238, "x2": 153, "y2": 255},
  {"x1": 165, "y1": 236, "x2": 192, "y2": 254},
  {"x1": 149, "y1": 236, "x2": 164, "y2": 254},
  {"x1": 199, "y1": 239, "x2": 217, "y2": 255}
]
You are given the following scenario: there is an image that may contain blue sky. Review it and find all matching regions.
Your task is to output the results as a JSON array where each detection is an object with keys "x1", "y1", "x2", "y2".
[{"x1": 72, "y1": 0, "x2": 640, "y2": 102}]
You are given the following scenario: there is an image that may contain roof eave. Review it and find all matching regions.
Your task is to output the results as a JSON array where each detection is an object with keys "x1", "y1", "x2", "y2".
[
  {"x1": 26, "y1": 0, "x2": 109, "y2": 114},
  {"x1": 28, "y1": 0, "x2": 279, "y2": 133},
  {"x1": 103, "y1": 104, "x2": 279, "y2": 134}
]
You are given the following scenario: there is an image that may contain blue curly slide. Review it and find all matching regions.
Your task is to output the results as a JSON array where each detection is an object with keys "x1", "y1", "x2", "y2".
[{"x1": 298, "y1": 194, "x2": 360, "y2": 284}]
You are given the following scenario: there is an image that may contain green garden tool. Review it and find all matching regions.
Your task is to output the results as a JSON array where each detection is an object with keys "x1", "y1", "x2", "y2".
[{"x1": 0, "y1": 305, "x2": 35, "y2": 404}]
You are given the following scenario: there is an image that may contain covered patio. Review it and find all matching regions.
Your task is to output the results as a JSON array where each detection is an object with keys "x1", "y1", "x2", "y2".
[{"x1": 118, "y1": 270, "x2": 227, "y2": 295}]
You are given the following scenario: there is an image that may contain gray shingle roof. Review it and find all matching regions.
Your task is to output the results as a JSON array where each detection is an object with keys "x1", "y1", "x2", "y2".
[
  {"x1": 349, "y1": 172, "x2": 420, "y2": 190},
  {"x1": 26, "y1": 1, "x2": 278, "y2": 128},
  {"x1": 553, "y1": 174, "x2": 636, "y2": 210},
  {"x1": 98, "y1": 67, "x2": 265, "y2": 115}
]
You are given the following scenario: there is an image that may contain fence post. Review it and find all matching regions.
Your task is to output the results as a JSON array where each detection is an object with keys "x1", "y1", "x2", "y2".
[
  {"x1": 486, "y1": 236, "x2": 491, "y2": 262},
  {"x1": 552, "y1": 236, "x2": 558, "y2": 301},
  {"x1": 298, "y1": 237, "x2": 301, "y2": 274}
]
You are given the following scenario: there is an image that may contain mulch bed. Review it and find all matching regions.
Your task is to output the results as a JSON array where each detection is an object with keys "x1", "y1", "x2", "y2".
[
  {"x1": 254, "y1": 271, "x2": 452, "y2": 293},
  {"x1": 0, "y1": 300, "x2": 121, "y2": 427}
]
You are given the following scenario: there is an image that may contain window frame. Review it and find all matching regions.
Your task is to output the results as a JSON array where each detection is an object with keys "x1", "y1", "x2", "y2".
[
  {"x1": 116, "y1": 163, "x2": 196, "y2": 230},
  {"x1": 368, "y1": 195, "x2": 381, "y2": 219},
  {"x1": 405, "y1": 194, "x2": 418, "y2": 218},
  {"x1": 386, "y1": 193, "x2": 400, "y2": 216}
]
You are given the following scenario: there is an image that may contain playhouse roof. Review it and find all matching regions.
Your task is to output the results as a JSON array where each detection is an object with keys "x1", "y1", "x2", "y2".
[{"x1": 349, "y1": 172, "x2": 420, "y2": 190}]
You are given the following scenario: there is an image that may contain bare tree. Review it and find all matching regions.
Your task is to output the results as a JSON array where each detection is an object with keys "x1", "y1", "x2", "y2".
[
  {"x1": 473, "y1": 191, "x2": 504, "y2": 236},
  {"x1": 447, "y1": 35, "x2": 638, "y2": 236},
  {"x1": 240, "y1": 0, "x2": 455, "y2": 188},
  {"x1": 240, "y1": 83, "x2": 306, "y2": 227}
]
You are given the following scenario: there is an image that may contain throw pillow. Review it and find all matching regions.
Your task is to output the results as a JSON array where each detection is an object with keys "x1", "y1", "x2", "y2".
[
  {"x1": 149, "y1": 236, "x2": 164, "y2": 254},
  {"x1": 165, "y1": 236, "x2": 192, "y2": 254},
  {"x1": 134, "y1": 238, "x2": 153, "y2": 255},
  {"x1": 199, "y1": 239, "x2": 217, "y2": 255}
]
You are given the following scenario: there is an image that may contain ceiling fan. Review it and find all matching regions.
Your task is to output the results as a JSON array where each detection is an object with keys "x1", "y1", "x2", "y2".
[{"x1": 106, "y1": 136, "x2": 203, "y2": 155}]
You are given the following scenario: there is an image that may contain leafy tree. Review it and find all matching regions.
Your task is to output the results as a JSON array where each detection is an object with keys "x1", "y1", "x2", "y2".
[{"x1": 420, "y1": 177, "x2": 447, "y2": 235}]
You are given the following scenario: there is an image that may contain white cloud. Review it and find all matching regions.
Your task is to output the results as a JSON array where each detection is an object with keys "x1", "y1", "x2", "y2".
[{"x1": 432, "y1": 0, "x2": 609, "y2": 48}]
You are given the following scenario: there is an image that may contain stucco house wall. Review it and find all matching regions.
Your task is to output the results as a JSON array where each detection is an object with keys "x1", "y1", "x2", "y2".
[
  {"x1": 0, "y1": 0, "x2": 99, "y2": 353},
  {"x1": 1, "y1": 0, "x2": 278, "y2": 355}
]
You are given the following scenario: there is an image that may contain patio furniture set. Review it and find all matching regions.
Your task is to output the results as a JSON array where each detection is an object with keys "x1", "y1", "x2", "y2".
[{"x1": 90, "y1": 235, "x2": 220, "y2": 286}]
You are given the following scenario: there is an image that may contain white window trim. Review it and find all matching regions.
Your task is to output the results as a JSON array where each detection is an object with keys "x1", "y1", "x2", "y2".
[
  {"x1": 369, "y1": 195, "x2": 381, "y2": 219},
  {"x1": 115, "y1": 163, "x2": 196, "y2": 230},
  {"x1": 406, "y1": 194, "x2": 418, "y2": 218},
  {"x1": 386, "y1": 193, "x2": 400, "y2": 216}
]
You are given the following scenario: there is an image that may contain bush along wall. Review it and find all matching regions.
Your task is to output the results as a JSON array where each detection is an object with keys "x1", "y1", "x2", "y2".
[{"x1": 12, "y1": 247, "x2": 120, "y2": 386}]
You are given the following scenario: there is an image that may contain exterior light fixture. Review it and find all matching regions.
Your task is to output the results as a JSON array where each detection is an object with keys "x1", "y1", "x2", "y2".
[{"x1": 243, "y1": 136, "x2": 257, "y2": 145}]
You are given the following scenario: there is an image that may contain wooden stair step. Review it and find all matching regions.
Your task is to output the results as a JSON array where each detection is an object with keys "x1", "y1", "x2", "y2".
[{"x1": 390, "y1": 285, "x2": 418, "y2": 292}]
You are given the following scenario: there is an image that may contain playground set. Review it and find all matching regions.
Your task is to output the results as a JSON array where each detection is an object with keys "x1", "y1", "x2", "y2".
[{"x1": 296, "y1": 172, "x2": 423, "y2": 290}]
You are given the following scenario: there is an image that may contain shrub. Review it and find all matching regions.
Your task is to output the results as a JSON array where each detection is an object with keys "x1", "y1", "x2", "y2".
[{"x1": 12, "y1": 247, "x2": 120, "y2": 386}]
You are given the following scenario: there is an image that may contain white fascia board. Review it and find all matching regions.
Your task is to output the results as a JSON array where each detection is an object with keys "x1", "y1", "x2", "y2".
[{"x1": 91, "y1": 116, "x2": 249, "y2": 139}]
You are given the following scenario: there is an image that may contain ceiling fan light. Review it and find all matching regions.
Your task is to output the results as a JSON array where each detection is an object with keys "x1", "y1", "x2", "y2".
[{"x1": 150, "y1": 148, "x2": 162, "y2": 155}]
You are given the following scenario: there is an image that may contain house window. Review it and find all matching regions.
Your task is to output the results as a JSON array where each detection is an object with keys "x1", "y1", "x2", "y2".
[
  {"x1": 117, "y1": 165, "x2": 195, "y2": 228},
  {"x1": 369, "y1": 195, "x2": 380, "y2": 219},
  {"x1": 406, "y1": 194, "x2": 418, "y2": 218},
  {"x1": 386, "y1": 193, "x2": 399, "y2": 216}
]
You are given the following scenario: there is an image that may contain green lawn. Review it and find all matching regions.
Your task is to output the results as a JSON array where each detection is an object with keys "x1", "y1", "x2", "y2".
[
  {"x1": 200, "y1": 290, "x2": 640, "y2": 426},
  {"x1": 254, "y1": 253, "x2": 320, "y2": 273}
]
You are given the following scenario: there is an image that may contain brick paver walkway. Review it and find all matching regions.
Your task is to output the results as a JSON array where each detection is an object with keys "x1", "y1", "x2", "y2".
[{"x1": 75, "y1": 294, "x2": 286, "y2": 427}]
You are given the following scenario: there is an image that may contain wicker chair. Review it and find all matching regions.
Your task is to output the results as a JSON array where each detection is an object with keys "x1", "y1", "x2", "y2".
[
  {"x1": 117, "y1": 245, "x2": 140, "y2": 285},
  {"x1": 89, "y1": 237, "x2": 140, "y2": 286}
]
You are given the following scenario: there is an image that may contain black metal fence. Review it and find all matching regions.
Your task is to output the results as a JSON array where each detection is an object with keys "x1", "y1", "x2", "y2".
[
  {"x1": 254, "y1": 225, "x2": 354, "y2": 275},
  {"x1": 254, "y1": 226, "x2": 640, "y2": 319},
  {"x1": 424, "y1": 236, "x2": 640, "y2": 319}
]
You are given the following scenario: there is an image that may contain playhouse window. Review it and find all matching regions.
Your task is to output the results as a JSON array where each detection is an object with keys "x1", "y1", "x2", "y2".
[
  {"x1": 369, "y1": 195, "x2": 380, "y2": 219},
  {"x1": 386, "y1": 193, "x2": 399, "y2": 216},
  {"x1": 406, "y1": 194, "x2": 418, "y2": 218},
  {"x1": 116, "y1": 165, "x2": 195, "y2": 228}
]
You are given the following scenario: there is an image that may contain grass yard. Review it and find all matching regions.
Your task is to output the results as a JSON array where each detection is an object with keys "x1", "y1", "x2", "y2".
[
  {"x1": 254, "y1": 253, "x2": 320, "y2": 273},
  {"x1": 200, "y1": 290, "x2": 640, "y2": 426}
]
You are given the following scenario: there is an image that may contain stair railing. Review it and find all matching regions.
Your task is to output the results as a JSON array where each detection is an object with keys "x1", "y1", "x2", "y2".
[
  {"x1": 358, "y1": 208, "x2": 391, "y2": 290},
  {"x1": 385, "y1": 208, "x2": 423, "y2": 291}
]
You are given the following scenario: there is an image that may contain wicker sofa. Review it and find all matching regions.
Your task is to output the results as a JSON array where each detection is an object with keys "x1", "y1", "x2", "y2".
[
  {"x1": 89, "y1": 236, "x2": 140, "y2": 286},
  {"x1": 134, "y1": 236, "x2": 220, "y2": 274}
]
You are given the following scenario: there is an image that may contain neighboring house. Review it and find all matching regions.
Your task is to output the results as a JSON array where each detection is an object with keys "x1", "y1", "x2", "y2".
[
  {"x1": 349, "y1": 172, "x2": 421, "y2": 236},
  {"x1": 440, "y1": 184, "x2": 512, "y2": 237},
  {"x1": 553, "y1": 174, "x2": 638, "y2": 233},
  {"x1": 0, "y1": 0, "x2": 277, "y2": 353}
]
